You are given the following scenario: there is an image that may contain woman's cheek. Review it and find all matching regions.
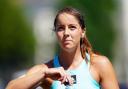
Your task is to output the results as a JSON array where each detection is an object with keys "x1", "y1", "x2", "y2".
[{"x1": 56, "y1": 34, "x2": 63, "y2": 43}]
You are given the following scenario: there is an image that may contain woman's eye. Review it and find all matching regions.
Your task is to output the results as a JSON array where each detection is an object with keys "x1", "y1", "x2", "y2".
[
  {"x1": 69, "y1": 26, "x2": 76, "y2": 30},
  {"x1": 56, "y1": 27, "x2": 64, "y2": 31}
]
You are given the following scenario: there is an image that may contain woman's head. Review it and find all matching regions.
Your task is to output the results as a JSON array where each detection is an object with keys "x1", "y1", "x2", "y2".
[
  {"x1": 54, "y1": 7, "x2": 93, "y2": 58},
  {"x1": 54, "y1": 7, "x2": 86, "y2": 30}
]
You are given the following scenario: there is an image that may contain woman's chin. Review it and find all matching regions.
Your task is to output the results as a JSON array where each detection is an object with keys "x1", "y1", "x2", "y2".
[
  {"x1": 62, "y1": 45, "x2": 75, "y2": 52},
  {"x1": 63, "y1": 44, "x2": 73, "y2": 49}
]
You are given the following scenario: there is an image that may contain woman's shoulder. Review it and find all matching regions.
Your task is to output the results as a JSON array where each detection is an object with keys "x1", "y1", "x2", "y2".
[
  {"x1": 91, "y1": 54, "x2": 114, "y2": 76},
  {"x1": 92, "y1": 54, "x2": 111, "y2": 65}
]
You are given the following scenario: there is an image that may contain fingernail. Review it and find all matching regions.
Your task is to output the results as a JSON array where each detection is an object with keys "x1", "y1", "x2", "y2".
[{"x1": 65, "y1": 79, "x2": 68, "y2": 82}]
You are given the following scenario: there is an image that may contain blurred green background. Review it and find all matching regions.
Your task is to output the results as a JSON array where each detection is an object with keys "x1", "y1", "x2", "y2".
[
  {"x1": 0, "y1": 0, "x2": 127, "y2": 89},
  {"x1": 0, "y1": 0, "x2": 35, "y2": 87}
]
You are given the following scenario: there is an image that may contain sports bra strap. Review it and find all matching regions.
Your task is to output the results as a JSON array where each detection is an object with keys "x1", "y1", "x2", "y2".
[
  {"x1": 53, "y1": 55, "x2": 61, "y2": 68},
  {"x1": 85, "y1": 53, "x2": 91, "y2": 69}
]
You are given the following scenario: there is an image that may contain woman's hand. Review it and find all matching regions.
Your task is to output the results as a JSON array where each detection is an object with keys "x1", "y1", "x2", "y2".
[{"x1": 44, "y1": 67, "x2": 73, "y2": 85}]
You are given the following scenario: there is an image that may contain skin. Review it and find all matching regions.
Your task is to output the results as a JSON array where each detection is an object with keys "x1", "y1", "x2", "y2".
[{"x1": 6, "y1": 13, "x2": 119, "y2": 89}]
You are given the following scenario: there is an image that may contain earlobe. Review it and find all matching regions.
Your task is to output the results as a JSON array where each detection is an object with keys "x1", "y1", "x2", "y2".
[
  {"x1": 80, "y1": 28, "x2": 86, "y2": 38},
  {"x1": 81, "y1": 34, "x2": 85, "y2": 38},
  {"x1": 82, "y1": 30, "x2": 85, "y2": 38}
]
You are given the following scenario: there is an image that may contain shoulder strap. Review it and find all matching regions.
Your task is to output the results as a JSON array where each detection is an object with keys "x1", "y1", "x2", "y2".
[
  {"x1": 53, "y1": 55, "x2": 61, "y2": 67},
  {"x1": 86, "y1": 53, "x2": 91, "y2": 68}
]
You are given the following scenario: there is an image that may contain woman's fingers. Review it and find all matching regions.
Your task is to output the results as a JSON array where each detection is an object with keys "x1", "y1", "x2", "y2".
[
  {"x1": 45, "y1": 67, "x2": 73, "y2": 85},
  {"x1": 66, "y1": 74, "x2": 73, "y2": 85}
]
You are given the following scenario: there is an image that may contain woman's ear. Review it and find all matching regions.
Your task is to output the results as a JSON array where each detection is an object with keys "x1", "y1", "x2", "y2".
[{"x1": 81, "y1": 29, "x2": 86, "y2": 38}]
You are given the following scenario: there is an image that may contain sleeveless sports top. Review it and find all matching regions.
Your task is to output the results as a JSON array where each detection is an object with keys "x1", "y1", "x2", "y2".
[{"x1": 50, "y1": 53, "x2": 101, "y2": 89}]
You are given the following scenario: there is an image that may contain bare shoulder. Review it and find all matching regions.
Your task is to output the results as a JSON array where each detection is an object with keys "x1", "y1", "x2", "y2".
[
  {"x1": 91, "y1": 54, "x2": 116, "y2": 77},
  {"x1": 92, "y1": 54, "x2": 112, "y2": 67},
  {"x1": 91, "y1": 55, "x2": 119, "y2": 88}
]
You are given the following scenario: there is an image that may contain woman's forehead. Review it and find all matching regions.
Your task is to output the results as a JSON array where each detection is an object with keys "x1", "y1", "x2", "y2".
[{"x1": 57, "y1": 13, "x2": 79, "y2": 25}]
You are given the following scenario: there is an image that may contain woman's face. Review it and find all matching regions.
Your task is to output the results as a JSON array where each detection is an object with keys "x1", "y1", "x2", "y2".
[{"x1": 55, "y1": 13, "x2": 85, "y2": 52}]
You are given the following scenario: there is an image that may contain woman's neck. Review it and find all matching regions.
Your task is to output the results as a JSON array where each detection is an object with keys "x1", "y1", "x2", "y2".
[{"x1": 59, "y1": 45, "x2": 84, "y2": 70}]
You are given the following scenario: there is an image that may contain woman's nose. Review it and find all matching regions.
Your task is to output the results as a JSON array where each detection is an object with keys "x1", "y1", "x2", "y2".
[{"x1": 64, "y1": 27, "x2": 70, "y2": 37}]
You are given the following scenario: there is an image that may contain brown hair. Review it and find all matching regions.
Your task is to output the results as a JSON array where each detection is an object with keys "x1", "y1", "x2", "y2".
[{"x1": 54, "y1": 7, "x2": 94, "y2": 60}]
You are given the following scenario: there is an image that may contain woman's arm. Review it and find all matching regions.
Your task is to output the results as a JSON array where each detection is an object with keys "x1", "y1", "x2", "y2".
[
  {"x1": 6, "y1": 64, "x2": 47, "y2": 89},
  {"x1": 6, "y1": 64, "x2": 73, "y2": 89},
  {"x1": 96, "y1": 56, "x2": 119, "y2": 89}
]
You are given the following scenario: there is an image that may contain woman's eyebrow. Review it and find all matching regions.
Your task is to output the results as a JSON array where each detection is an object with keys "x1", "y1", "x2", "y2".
[
  {"x1": 69, "y1": 24, "x2": 78, "y2": 26},
  {"x1": 56, "y1": 24, "x2": 64, "y2": 27},
  {"x1": 68, "y1": 24, "x2": 79, "y2": 27}
]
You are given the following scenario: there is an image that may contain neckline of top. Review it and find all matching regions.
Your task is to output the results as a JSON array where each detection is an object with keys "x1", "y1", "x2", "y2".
[{"x1": 53, "y1": 53, "x2": 90, "y2": 71}]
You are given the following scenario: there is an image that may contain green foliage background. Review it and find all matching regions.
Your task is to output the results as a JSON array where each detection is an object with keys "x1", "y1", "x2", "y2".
[
  {"x1": 0, "y1": 0, "x2": 35, "y2": 71},
  {"x1": 57, "y1": 0, "x2": 116, "y2": 61}
]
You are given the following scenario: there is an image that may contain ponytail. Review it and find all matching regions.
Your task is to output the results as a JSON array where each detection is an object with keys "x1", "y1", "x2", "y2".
[{"x1": 80, "y1": 36, "x2": 93, "y2": 60}]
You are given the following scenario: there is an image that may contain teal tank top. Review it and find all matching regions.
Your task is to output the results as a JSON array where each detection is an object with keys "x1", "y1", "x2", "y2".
[{"x1": 50, "y1": 53, "x2": 101, "y2": 89}]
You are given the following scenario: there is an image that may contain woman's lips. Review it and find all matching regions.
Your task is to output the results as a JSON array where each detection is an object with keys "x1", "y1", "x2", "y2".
[
  {"x1": 63, "y1": 40, "x2": 72, "y2": 44},
  {"x1": 65, "y1": 40, "x2": 72, "y2": 41},
  {"x1": 64, "y1": 40, "x2": 72, "y2": 42}
]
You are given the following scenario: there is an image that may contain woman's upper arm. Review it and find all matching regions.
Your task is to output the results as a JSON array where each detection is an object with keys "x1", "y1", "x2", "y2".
[{"x1": 96, "y1": 56, "x2": 119, "y2": 89}]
